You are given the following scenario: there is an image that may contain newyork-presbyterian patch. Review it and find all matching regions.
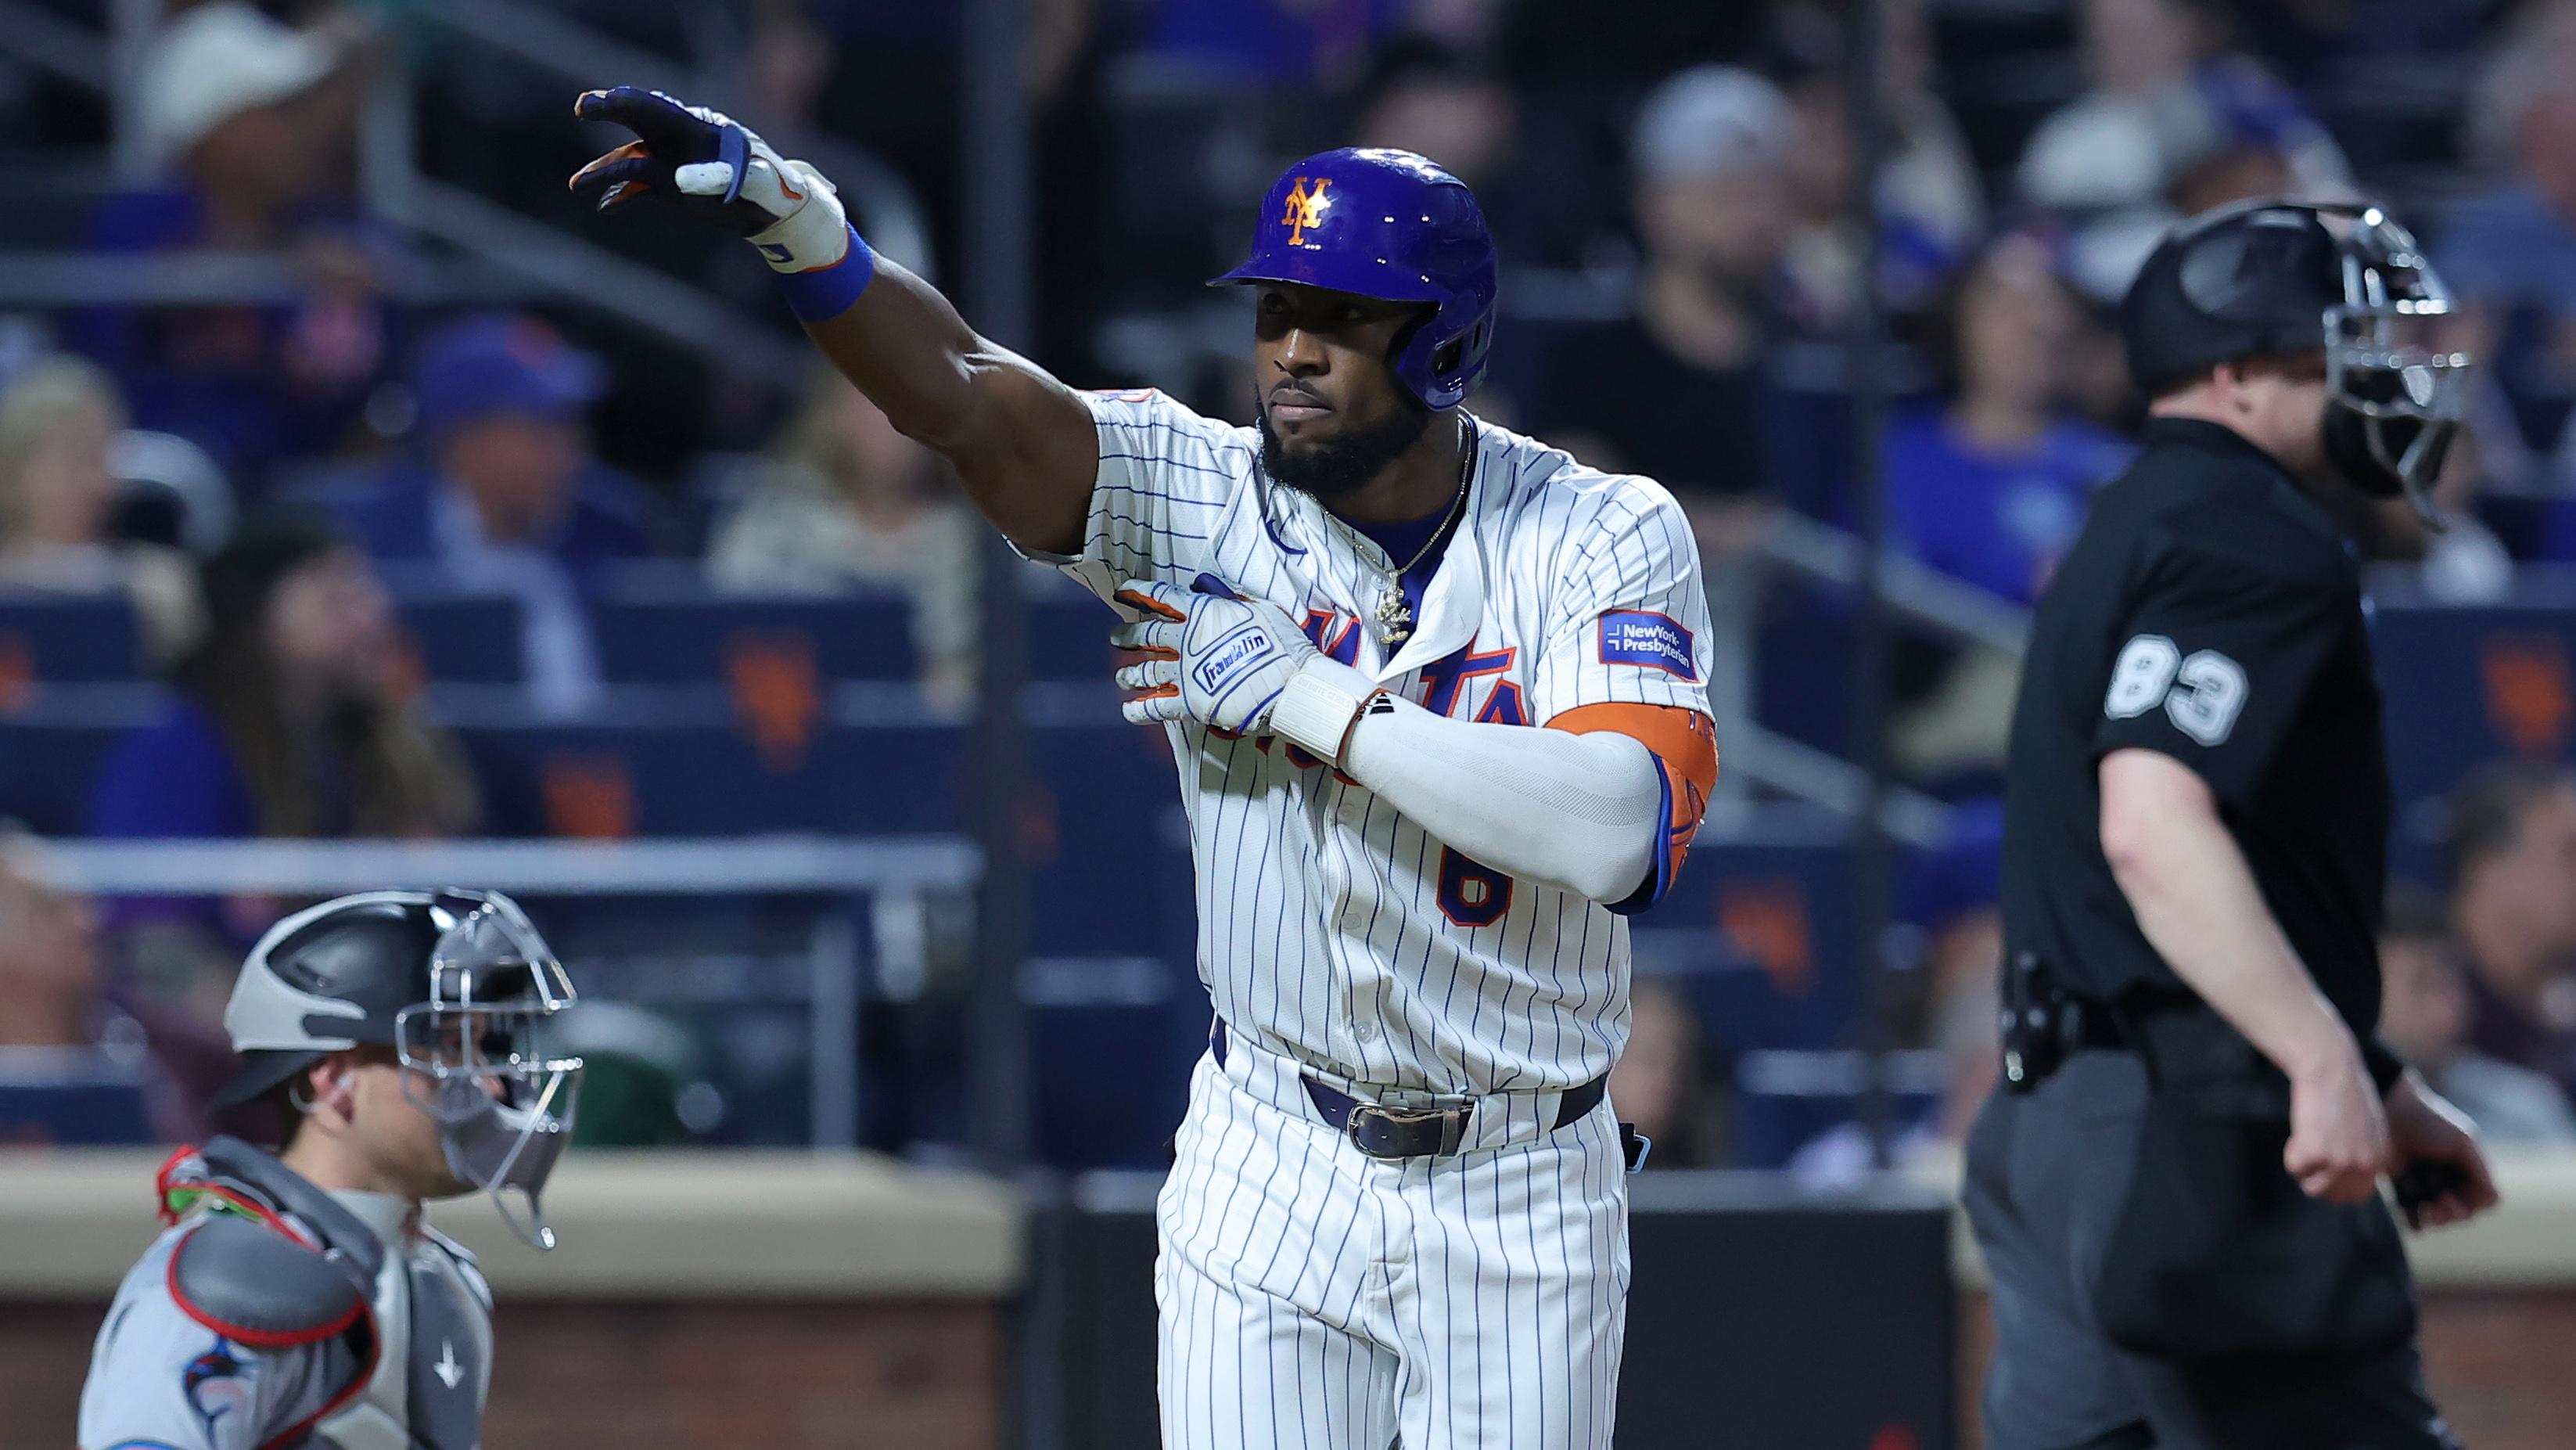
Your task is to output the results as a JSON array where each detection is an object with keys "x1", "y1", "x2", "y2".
[{"x1": 1597, "y1": 611, "x2": 1698, "y2": 680}]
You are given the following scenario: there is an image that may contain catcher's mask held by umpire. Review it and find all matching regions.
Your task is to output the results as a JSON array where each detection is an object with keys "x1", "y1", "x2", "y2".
[
  {"x1": 2121, "y1": 199, "x2": 2472, "y2": 527},
  {"x1": 213, "y1": 889, "x2": 586, "y2": 1249},
  {"x1": 1211, "y1": 147, "x2": 1500, "y2": 412}
]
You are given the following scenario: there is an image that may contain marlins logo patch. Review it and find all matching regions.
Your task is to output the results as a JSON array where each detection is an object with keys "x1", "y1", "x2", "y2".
[
  {"x1": 1597, "y1": 611, "x2": 1698, "y2": 680},
  {"x1": 184, "y1": 1337, "x2": 255, "y2": 1436}
]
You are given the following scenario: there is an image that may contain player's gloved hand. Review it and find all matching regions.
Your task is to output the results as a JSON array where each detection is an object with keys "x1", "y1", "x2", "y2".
[
  {"x1": 568, "y1": 86, "x2": 850, "y2": 275},
  {"x1": 1112, "y1": 577, "x2": 1315, "y2": 735},
  {"x1": 1111, "y1": 577, "x2": 1378, "y2": 754}
]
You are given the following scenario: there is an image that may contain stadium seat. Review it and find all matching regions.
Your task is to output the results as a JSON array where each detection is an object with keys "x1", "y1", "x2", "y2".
[
  {"x1": 0, "y1": 1070, "x2": 156, "y2": 1147},
  {"x1": 1026, "y1": 577, "x2": 1121, "y2": 682},
  {"x1": 592, "y1": 588, "x2": 918, "y2": 685},
  {"x1": 1640, "y1": 827, "x2": 1866, "y2": 1055},
  {"x1": 458, "y1": 719, "x2": 971, "y2": 838},
  {"x1": 1022, "y1": 720, "x2": 1201, "y2": 1167},
  {"x1": 388, "y1": 590, "x2": 525, "y2": 685},
  {"x1": 0, "y1": 591, "x2": 145, "y2": 694},
  {"x1": 0, "y1": 712, "x2": 148, "y2": 836},
  {"x1": 2373, "y1": 599, "x2": 2576, "y2": 876}
]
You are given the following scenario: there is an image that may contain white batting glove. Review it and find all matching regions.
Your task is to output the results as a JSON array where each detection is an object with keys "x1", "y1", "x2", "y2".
[{"x1": 1110, "y1": 577, "x2": 1380, "y2": 758}]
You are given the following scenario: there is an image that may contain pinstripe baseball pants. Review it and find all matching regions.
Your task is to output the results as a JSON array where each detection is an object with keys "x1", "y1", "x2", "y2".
[{"x1": 1156, "y1": 1039, "x2": 1630, "y2": 1449}]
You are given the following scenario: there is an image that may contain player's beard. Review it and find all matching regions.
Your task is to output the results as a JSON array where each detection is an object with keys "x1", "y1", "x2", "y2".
[{"x1": 1258, "y1": 393, "x2": 1433, "y2": 500}]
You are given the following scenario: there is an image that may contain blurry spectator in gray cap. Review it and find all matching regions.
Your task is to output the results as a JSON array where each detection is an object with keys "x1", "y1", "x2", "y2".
[
  {"x1": 2379, "y1": 883, "x2": 2576, "y2": 1146},
  {"x1": 73, "y1": 1, "x2": 390, "y2": 480},
  {"x1": 0, "y1": 359, "x2": 200, "y2": 660},
  {"x1": 1516, "y1": 64, "x2": 1794, "y2": 503}
]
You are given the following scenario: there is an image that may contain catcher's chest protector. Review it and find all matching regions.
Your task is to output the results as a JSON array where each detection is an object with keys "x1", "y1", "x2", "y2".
[{"x1": 170, "y1": 1140, "x2": 496, "y2": 1449}]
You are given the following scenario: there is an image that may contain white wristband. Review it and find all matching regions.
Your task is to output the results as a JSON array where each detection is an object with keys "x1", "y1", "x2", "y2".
[{"x1": 1269, "y1": 657, "x2": 1379, "y2": 765}]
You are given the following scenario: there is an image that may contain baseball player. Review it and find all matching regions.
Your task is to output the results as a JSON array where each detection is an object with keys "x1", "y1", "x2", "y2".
[
  {"x1": 78, "y1": 890, "x2": 583, "y2": 1449},
  {"x1": 573, "y1": 88, "x2": 1719, "y2": 1448}
]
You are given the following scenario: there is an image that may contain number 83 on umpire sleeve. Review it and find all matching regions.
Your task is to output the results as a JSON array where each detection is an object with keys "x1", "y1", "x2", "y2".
[{"x1": 2105, "y1": 633, "x2": 2251, "y2": 747}]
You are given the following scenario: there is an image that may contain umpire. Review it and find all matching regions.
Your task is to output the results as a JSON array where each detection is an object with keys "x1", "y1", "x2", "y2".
[{"x1": 1966, "y1": 199, "x2": 2502, "y2": 1450}]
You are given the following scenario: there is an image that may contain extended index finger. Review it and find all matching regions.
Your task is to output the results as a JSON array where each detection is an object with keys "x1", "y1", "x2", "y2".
[{"x1": 573, "y1": 85, "x2": 710, "y2": 153}]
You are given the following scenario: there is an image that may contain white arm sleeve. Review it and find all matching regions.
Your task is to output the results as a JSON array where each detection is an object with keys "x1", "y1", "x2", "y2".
[{"x1": 1335, "y1": 690, "x2": 1662, "y2": 904}]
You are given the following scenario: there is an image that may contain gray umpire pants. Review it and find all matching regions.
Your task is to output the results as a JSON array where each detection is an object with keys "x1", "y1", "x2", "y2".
[{"x1": 1963, "y1": 1050, "x2": 2459, "y2": 1450}]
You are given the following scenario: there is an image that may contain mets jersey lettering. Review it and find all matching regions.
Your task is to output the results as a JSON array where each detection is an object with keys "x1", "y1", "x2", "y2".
[{"x1": 1048, "y1": 390, "x2": 1717, "y2": 1093}]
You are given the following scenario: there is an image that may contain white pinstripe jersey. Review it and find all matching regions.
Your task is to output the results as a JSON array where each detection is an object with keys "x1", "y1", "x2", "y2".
[{"x1": 1051, "y1": 389, "x2": 1716, "y2": 1095}]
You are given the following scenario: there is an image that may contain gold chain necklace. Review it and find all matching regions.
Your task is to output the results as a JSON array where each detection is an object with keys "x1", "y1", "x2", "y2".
[{"x1": 1344, "y1": 429, "x2": 1475, "y2": 645}]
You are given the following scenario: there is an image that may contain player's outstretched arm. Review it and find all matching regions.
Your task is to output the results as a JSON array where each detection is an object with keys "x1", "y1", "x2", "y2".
[{"x1": 569, "y1": 86, "x2": 1096, "y2": 556}]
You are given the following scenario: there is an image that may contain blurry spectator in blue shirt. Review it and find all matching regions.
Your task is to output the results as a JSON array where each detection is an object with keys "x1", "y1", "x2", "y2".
[
  {"x1": 72, "y1": 2, "x2": 393, "y2": 484},
  {"x1": 338, "y1": 316, "x2": 656, "y2": 717},
  {"x1": 1884, "y1": 233, "x2": 2130, "y2": 606},
  {"x1": 2446, "y1": 2, "x2": 2576, "y2": 494}
]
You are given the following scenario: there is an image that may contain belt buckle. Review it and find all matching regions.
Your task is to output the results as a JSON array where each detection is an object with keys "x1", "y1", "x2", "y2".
[{"x1": 1345, "y1": 1102, "x2": 1457, "y2": 1160}]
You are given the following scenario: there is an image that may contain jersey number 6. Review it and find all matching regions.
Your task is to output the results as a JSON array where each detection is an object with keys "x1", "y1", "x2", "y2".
[{"x1": 1439, "y1": 848, "x2": 1512, "y2": 927}]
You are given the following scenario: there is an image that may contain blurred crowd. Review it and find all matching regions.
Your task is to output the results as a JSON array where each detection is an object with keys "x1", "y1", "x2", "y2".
[{"x1": 3, "y1": 0, "x2": 2576, "y2": 1162}]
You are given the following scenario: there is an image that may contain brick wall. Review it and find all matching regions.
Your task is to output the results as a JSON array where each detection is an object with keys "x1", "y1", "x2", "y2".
[
  {"x1": 2, "y1": 1299, "x2": 1004, "y2": 1449},
  {"x1": 1961, "y1": 1290, "x2": 2576, "y2": 1449}
]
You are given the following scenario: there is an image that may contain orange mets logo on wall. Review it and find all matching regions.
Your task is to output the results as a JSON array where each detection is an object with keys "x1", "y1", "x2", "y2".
[{"x1": 1281, "y1": 176, "x2": 1333, "y2": 246}]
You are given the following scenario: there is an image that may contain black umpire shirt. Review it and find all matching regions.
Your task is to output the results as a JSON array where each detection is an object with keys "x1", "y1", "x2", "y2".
[{"x1": 1999, "y1": 416, "x2": 2391, "y2": 1049}]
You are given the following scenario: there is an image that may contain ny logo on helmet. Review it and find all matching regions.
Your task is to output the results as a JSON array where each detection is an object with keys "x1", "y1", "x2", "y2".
[{"x1": 1281, "y1": 177, "x2": 1333, "y2": 247}]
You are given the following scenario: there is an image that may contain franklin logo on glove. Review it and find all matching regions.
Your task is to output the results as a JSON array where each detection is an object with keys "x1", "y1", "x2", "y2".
[{"x1": 1192, "y1": 624, "x2": 1277, "y2": 697}]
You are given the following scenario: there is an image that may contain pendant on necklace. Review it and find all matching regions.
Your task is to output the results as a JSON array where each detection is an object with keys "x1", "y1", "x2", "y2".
[{"x1": 1375, "y1": 584, "x2": 1414, "y2": 643}]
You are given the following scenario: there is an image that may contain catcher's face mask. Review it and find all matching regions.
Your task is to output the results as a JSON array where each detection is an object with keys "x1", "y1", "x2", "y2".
[
  {"x1": 2318, "y1": 207, "x2": 2472, "y2": 526},
  {"x1": 395, "y1": 891, "x2": 583, "y2": 1250}
]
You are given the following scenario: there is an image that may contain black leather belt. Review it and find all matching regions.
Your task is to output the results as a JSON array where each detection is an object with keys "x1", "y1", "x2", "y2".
[{"x1": 1210, "y1": 1020, "x2": 1605, "y2": 1160}]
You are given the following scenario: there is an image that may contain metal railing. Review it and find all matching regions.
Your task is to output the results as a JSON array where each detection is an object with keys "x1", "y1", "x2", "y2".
[
  {"x1": 1757, "y1": 507, "x2": 2034, "y2": 655},
  {"x1": 38, "y1": 837, "x2": 982, "y2": 1150},
  {"x1": 0, "y1": 0, "x2": 932, "y2": 386}
]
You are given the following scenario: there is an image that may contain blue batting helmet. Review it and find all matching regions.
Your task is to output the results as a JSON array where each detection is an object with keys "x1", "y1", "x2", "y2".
[{"x1": 1211, "y1": 147, "x2": 1500, "y2": 411}]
